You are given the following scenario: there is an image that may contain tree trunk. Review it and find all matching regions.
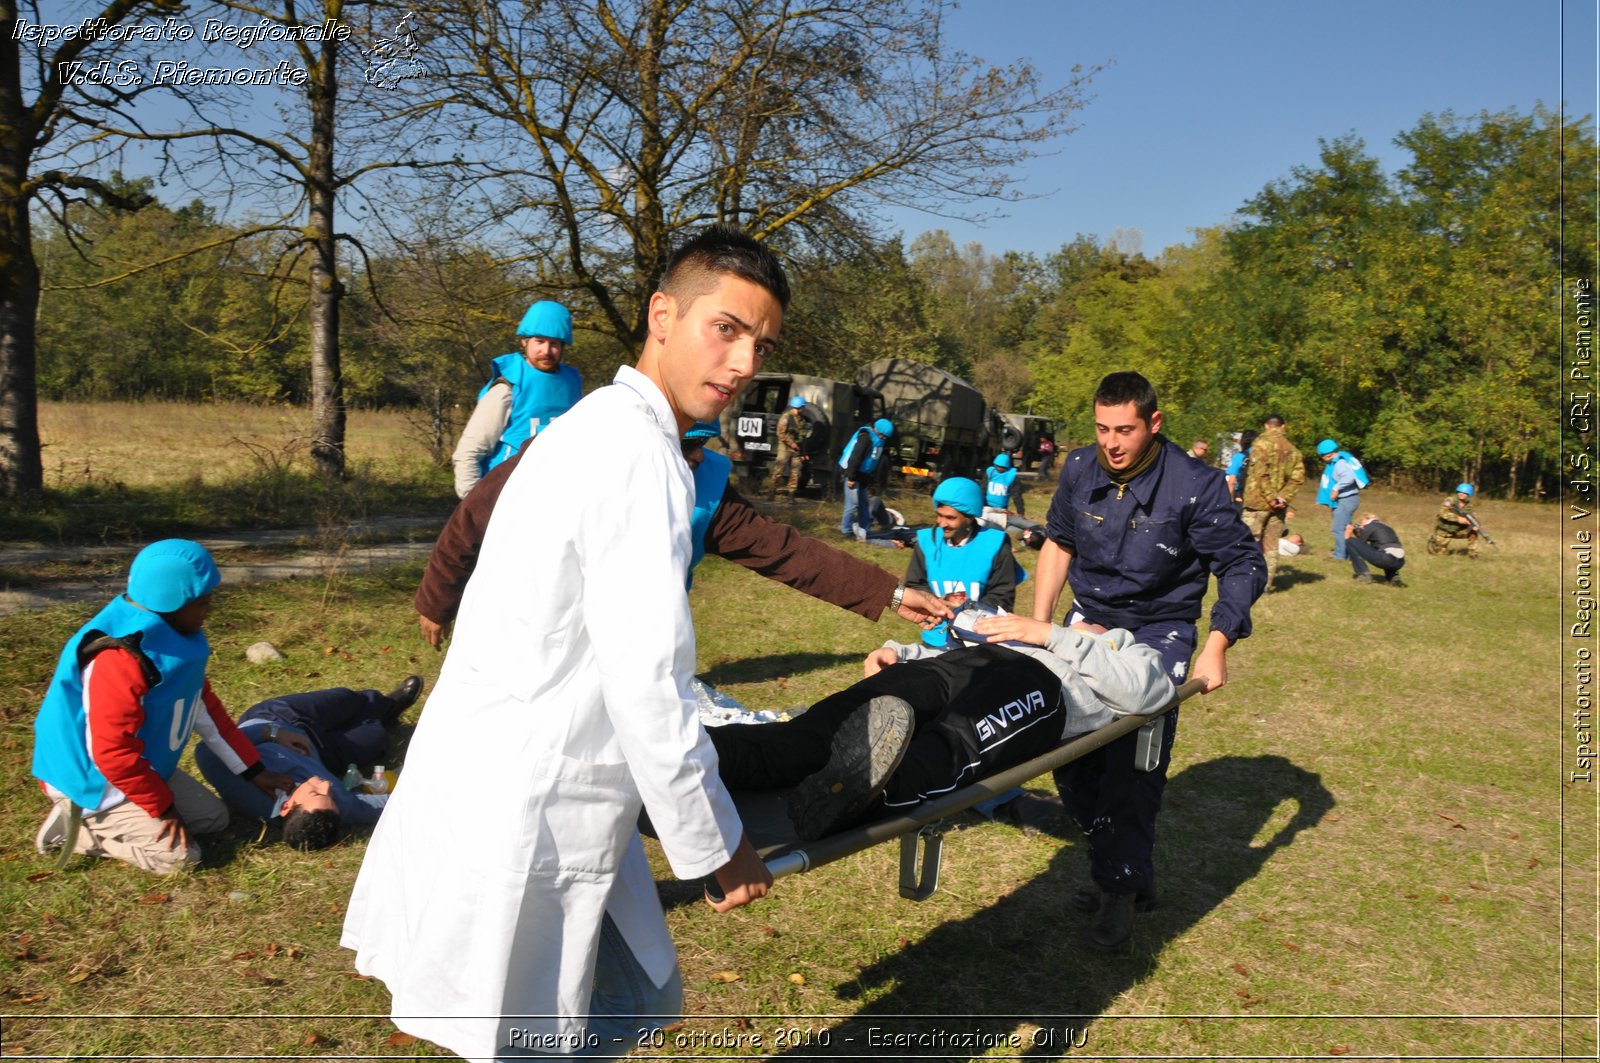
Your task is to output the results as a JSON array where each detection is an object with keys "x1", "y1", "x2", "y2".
[
  {"x1": 307, "y1": 24, "x2": 344, "y2": 479},
  {"x1": 0, "y1": 28, "x2": 41, "y2": 497}
]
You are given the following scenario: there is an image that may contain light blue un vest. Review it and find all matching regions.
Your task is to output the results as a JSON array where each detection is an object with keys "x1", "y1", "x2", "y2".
[
  {"x1": 33, "y1": 596, "x2": 211, "y2": 811},
  {"x1": 916, "y1": 526, "x2": 1011, "y2": 648},
  {"x1": 983, "y1": 466, "x2": 1018, "y2": 509},
  {"x1": 480, "y1": 353, "x2": 583, "y2": 473},
  {"x1": 838, "y1": 427, "x2": 887, "y2": 474},
  {"x1": 688, "y1": 449, "x2": 732, "y2": 588}
]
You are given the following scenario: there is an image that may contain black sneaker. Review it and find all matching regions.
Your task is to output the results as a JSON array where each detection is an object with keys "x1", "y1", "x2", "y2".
[
  {"x1": 786, "y1": 696, "x2": 914, "y2": 841},
  {"x1": 384, "y1": 675, "x2": 424, "y2": 722},
  {"x1": 1069, "y1": 885, "x2": 1159, "y2": 914},
  {"x1": 1386, "y1": 576, "x2": 1406, "y2": 588}
]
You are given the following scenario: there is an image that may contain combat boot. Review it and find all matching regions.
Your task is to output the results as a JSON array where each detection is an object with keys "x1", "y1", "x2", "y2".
[{"x1": 1086, "y1": 891, "x2": 1137, "y2": 953}]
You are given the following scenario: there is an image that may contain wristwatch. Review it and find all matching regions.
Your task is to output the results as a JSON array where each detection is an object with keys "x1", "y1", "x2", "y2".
[
  {"x1": 889, "y1": 584, "x2": 905, "y2": 612},
  {"x1": 267, "y1": 725, "x2": 280, "y2": 744}
]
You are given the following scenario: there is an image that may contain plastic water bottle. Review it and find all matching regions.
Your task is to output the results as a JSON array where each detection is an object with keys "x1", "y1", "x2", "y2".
[
  {"x1": 365, "y1": 765, "x2": 393, "y2": 795},
  {"x1": 341, "y1": 763, "x2": 363, "y2": 792}
]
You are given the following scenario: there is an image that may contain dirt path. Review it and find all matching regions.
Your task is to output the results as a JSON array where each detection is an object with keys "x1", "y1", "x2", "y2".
[{"x1": 0, "y1": 517, "x2": 442, "y2": 618}]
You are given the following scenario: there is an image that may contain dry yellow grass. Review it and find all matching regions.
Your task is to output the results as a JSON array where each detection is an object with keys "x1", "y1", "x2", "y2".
[{"x1": 37, "y1": 400, "x2": 437, "y2": 489}]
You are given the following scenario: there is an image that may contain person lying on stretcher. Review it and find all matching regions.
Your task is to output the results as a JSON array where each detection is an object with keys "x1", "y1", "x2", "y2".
[{"x1": 707, "y1": 604, "x2": 1175, "y2": 841}]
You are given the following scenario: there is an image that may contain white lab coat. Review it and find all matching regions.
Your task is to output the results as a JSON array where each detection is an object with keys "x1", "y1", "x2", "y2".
[{"x1": 342, "y1": 366, "x2": 743, "y2": 1061}]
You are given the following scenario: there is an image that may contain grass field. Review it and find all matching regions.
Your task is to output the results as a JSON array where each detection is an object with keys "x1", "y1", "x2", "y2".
[
  {"x1": 0, "y1": 419, "x2": 1591, "y2": 1061},
  {"x1": 4, "y1": 401, "x2": 454, "y2": 546}
]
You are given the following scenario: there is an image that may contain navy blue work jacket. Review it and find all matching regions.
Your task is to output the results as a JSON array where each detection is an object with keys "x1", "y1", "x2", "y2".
[{"x1": 1043, "y1": 436, "x2": 1265, "y2": 642}]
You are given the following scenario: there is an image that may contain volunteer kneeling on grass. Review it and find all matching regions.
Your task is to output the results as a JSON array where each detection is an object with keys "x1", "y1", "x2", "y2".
[
  {"x1": 707, "y1": 608, "x2": 1173, "y2": 841},
  {"x1": 31, "y1": 539, "x2": 295, "y2": 874}
]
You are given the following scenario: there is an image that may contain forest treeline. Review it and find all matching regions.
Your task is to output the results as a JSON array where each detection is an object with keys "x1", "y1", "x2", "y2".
[{"x1": 36, "y1": 106, "x2": 1588, "y2": 497}]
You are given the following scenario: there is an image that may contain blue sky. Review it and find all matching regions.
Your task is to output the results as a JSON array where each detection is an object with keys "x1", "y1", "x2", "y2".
[{"x1": 882, "y1": 0, "x2": 1596, "y2": 259}]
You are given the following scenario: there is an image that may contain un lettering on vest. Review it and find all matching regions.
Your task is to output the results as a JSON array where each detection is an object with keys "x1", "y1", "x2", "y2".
[
  {"x1": 933, "y1": 579, "x2": 981, "y2": 599},
  {"x1": 973, "y1": 688, "x2": 1049, "y2": 744},
  {"x1": 166, "y1": 691, "x2": 204, "y2": 752}
]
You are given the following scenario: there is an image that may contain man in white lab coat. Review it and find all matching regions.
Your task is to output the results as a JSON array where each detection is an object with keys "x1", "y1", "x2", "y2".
[{"x1": 342, "y1": 225, "x2": 784, "y2": 1061}]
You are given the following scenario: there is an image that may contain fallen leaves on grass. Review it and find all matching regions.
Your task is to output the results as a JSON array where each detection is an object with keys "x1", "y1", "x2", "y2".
[
  {"x1": 1280, "y1": 940, "x2": 1301, "y2": 951},
  {"x1": 386, "y1": 1032, "x2": 418, "y2": 1047},
  {"x1": 788, "y1": 973, "x2": 806, "y2": 986},
  {"x1": 232, "y1": 950, "x2": 257, "y2": 961},
  {"x1": 709, "y1": 971, "x2": 741, "y2": 983},
  {"x1": 761, "y1": 926, "x2": 779, "y2": 938},
  {"x1": 10, "y1": 992, "x2": 46, "y2": 1005},
  {"x1": 1231, "y1": 963, "x2": 1249, "y2": 977},
  {"x1": 302, "y1": 1032, "x2": 328, "y2": 1046},
  {"x1": 25, "y1": 872, "x2": 53, "y2": 883},
  {"x1": 240, "y1": 969, "x2": 284, "y2": 987},
  {"x1": 136, "y1": 890, "x2": 170, "y2": 905},
  {"x1": 64, "y1": 963, "x2": 100, "y2": 985},
  {"x1": 1329, "y1": 1047, "x2": 1350, "y2": 1055}
]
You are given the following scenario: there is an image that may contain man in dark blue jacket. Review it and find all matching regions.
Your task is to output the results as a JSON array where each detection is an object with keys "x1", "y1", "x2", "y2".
[{"x1": 1031, "y1": 371, "x2": 1265, "y2": 951}]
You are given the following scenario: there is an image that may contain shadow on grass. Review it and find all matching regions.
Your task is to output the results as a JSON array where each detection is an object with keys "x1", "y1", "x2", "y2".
[
  {"x1": 763, "y1": 754, "x2": 1333, "y2": 1059},
  {"x1": 1, "y1": 472, "x2": 452, "y2": 547},
  {"x1": 1271, "y1": 566, "x2": 1328, "y2": 592},
  {"x1": 700, "y1": 653, "x2": 864, "y2": 686}
]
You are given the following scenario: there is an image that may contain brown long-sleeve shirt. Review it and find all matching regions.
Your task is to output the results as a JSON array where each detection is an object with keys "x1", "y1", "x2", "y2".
[{"x1": 414, "y1": 444, "x2": 901, "y2": 626}]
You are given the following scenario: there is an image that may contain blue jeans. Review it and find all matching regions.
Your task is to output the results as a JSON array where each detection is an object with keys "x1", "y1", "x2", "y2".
[
  {"x1": 1330, "y1": 494, "x2": 1360, "y2": 559},
  {"x1": 497, "y1": 914, "x2": 683, "y2": 1061},
  {"x1": 839, "y1": 478, "x2": 872, "y2": 535},
  {"x1": 1348, "y1": 537, "x2": 1404, "y2": 579}
]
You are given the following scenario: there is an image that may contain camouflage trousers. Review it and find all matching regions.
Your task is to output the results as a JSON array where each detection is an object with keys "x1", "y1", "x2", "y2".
[
  {"x1": 1427, "y1": 529, "x2": 1480, "y2": 558},
  {"x1": 767, "y1": 443, "x2": 801, "y2": 496},
  {"x1": 1241, "y1": 508, "x2": 1286, "y2": 588}
]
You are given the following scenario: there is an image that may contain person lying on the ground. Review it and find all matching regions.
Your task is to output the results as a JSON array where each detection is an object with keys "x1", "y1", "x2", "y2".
[
  {"x1": 195, "y1": 678, "x2": 424, "y2": 850},
  {"x1": 707, "y1": 610, "x2": 1174, "y2": 841},
  {"x1": 414, "y1": 433, "x2": 951, "y2": 649},
  {"x1": 32, "y1": 539, "x2": 295, "y2": 874}
]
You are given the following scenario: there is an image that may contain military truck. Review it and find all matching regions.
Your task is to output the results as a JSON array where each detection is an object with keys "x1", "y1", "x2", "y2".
[
  {"x1": 725, "y1": 373, "x2": 884, "y2": 494},
  {"x1": 1000, "y1": 412, "x2": 1058, "y2": 473},
  {"x1": 854, "y1": 358, "x2": 1014, "y2": 486}
]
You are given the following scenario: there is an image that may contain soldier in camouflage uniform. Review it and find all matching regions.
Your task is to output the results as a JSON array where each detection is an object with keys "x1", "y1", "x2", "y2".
[
  {"x1": 1428, "y1": 483, "x2": 1481, "y2": 558},
  {"x1": 1239, "y1": 415, "x2": 1306, "y2": 592},
  {"x1": 767, "y1": 395, "x2": 807, "y2": 498}
]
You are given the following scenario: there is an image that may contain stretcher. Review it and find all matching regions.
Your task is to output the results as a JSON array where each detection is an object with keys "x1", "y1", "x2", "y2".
[{"x1": 722, "y1": 677, "x2": 1204, "y2": 901}]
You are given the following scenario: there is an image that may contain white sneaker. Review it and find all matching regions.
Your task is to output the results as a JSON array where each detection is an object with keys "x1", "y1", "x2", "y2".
[{"x1": 35, "y1": 805, "x2": 67, "y2": 855}]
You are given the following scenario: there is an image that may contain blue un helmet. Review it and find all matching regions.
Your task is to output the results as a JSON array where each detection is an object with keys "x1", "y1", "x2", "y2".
[
  {"x1": 515, "y1": 300, "x2": 573, "y2": 344},
  {"x1": 684, "y1": 421, "x2": 721, "y2": 442},
  {"x1": 872, "y1": 418, "x2": 894, "y2": 437},
  {"x1": 931, "y1": 477, "x2": 984, "y2": 518},
  {"x1": 1316, "y1": 438, "x2": 1339, "y2": 457},
  {"x1": 127, "y1": 539, "x2": 221, "y2": 612},
  {"x1": 1456, "y1": 482, "x2": 1475, "y2": 496},
  {"x1": 992, "y1": 453, "x2": 1014, "y2": 470},
  {"x1": 788, "y1": 395, "x2": 807, "y2": 409}
]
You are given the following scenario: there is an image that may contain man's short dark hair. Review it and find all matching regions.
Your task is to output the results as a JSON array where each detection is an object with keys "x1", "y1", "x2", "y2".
[
  {"x1": 282, "y1": 808, "x2": 341, "y2": 851},
  {"x1": 1093, "y1": 371, "x2": 1159, "y2": 423},
  {"x1": 659, "y1": 223, "x2": 791, "y2": 312},
  {"x1": 1240, "y1": 429, "x2": 1258, "y2": 451},
  {"x1": 1263, "y1": 414, "x2": 1285, "y2": 427}
]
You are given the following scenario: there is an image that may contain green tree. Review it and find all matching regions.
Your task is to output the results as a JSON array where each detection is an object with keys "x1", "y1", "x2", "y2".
[
  {"x1": 0, "y1": 0, "x2": 183, "y2": 496},
  {"x1": 398, "y1": 0, "x2": 1095, "y2": 351}
]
